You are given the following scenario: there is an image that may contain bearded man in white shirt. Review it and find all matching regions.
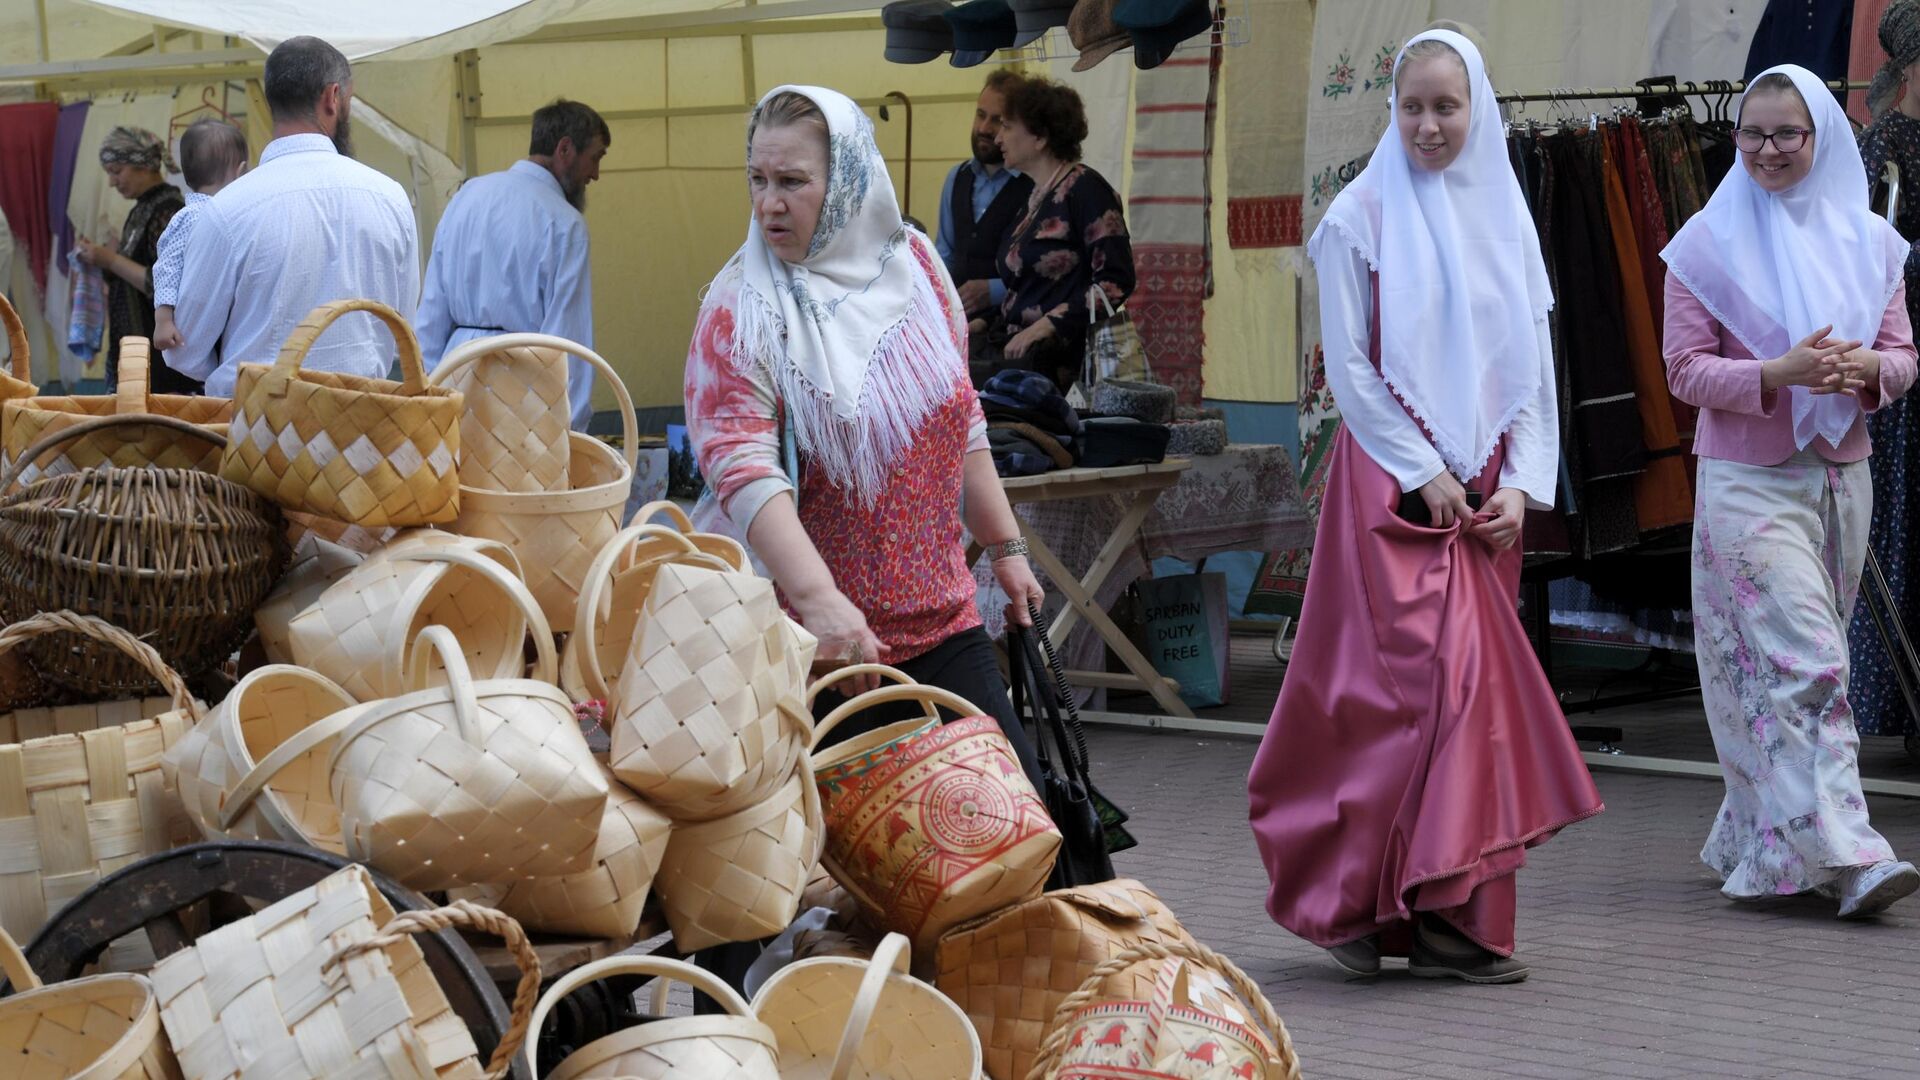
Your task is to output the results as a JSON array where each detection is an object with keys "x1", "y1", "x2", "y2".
[
  {"x1": 417, "y1": 99, "x2": 609, "y2": 430},
  {"x1": 169, "y1": 35, "x2": 418, "y2": 395}
]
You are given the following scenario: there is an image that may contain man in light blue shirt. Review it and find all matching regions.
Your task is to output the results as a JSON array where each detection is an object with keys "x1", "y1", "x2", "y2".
[
  {"x1": 417, "y1": 99, "x2": 609, "y2": 430},
  {"x1": 170, "y1": 36, "x2": 418, "y2": 397},
  {"x1": 935, "y1": 69, "x2": 1032, "y2": 320}
]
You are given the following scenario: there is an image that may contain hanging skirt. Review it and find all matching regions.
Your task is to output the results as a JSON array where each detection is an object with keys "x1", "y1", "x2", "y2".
[
  {"x1": 1247, "y1": 428, "x2": 1603, "y2": 958},
  {"x1": 1693, "y1": 451, "x2": 1897, "y2": 898}
]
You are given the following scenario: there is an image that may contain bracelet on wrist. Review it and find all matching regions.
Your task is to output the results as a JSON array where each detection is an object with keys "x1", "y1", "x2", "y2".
[{"x1": 990, "y1": 536, "x2": 1030, "y2": 561}]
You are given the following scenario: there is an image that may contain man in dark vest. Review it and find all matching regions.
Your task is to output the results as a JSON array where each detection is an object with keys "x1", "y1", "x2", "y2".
[{"x1": 935, "y1": 69, "x2": 1035, "y2": 320}]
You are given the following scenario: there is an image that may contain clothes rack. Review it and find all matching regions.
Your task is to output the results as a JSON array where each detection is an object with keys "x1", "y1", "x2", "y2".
[{"x1": 1495, "y1": 78, "x2": 1870, "y2": 104}]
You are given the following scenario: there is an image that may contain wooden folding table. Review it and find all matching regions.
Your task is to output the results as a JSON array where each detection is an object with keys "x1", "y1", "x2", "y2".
[{"x1": 971, "y1": 460, "x2": 1195, "y2": 719}]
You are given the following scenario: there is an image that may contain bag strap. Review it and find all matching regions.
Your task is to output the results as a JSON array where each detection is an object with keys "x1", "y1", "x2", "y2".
[
  {"x1": 1027, "y1": 601, "x2": 1094, "y2": 774},
  {"x1": 1010, "y1": 621, "x2": 1087, "y2": 786}
]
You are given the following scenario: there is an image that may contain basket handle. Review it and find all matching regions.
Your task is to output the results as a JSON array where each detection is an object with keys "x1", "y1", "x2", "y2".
[
  {"x1": 804, "y1": 664, "x2": 916, "y2": 709},
  {"x1": 629, "y1": 499, "x2": 750, "y2": 569},
  {"x1": 327, "y1": 900, "x2": 540, "y2": 1080},
  {"x1": 567, "y1": 524, "x2": 726, "y2": 702},
  {"x1": 266, "y1": 299, "x2": 428, "y2": 398},
  {"x1": 405, "y1": 625, "x2": 487, "y2": 745},
  {"x1": 810, "y1": 683, "x2": 984, "y2": 750},
  {"x1": 828, "y1": 931, "x2": 911, "y2": 1080},
  {"x1": 0, "y1": 292, "x2": 29, "y2": 383},
  {"x1": 1022, "y1": 939, "x2": 1302, "y2": 1080},
  {"x1": 0, "y1": 610, "x2": 201, "y2": 722},
  {"x1": 216, "y1": 666, "x2": 362, "y2": 831},
  {"x1": 427, "y1": 332, "x2": 639, "y2": 473},
  {"x1": 396, "y1": 546, "x2": 559, "y2": 684},
  {"x1": 524, "y1": 953, "x2": 761, "y2": 1074},
  {"x1": 115, "y1": 337, "x2": 152, "y2": 415},
  {"x1": 0, "y1": 412, "x2": 228, "y2": 493},
  {"x1": 0, "y1": 922, "x2": 41, "y2": 992}
]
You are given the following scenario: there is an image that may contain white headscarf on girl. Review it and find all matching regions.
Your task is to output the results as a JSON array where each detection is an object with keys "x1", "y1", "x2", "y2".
[
  {"x1": 717, "y1": 84, "x2": 963, "y2": 503},
  {"x1": 1663, "y1": 64, "x2": 1907, "y2": 451},
  {"x1": 1309, "y1": 28, "x2": 1553, "y2": 483}
]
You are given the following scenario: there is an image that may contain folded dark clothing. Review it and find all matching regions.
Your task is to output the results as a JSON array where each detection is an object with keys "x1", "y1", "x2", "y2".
[
  {"x1": 1077, "y1": 415, "x2": 1170, "y2": 468},
  {"x1": 982, "y1": 398, "x2": 1082, "y2": 437},
  {"x1": 981, "y1": 369, "x2": 1082, "y2": 434},
  {"x1": 989, "y1": 420, "x2": 1075, "y2": 468}
]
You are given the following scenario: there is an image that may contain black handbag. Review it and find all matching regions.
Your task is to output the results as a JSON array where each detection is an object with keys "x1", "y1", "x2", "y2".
[{"x1": 1009, "y1": 604, "x2": 1137, "y2": 890}]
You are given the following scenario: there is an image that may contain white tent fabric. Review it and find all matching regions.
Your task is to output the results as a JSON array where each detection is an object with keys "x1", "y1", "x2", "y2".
[{"x1": 72, "y1": 0, "x2": 592, "y2": 60}]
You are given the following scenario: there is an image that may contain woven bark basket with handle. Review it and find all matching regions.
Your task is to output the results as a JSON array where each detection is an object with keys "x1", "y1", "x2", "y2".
[
  {"x1": 0, "y1": 291, "x2": 39, "y2": 429},
  {"x1": 329, "y1": 601, "x2": 609, "y2": 891},
  {"x1": 0, "y1": 611, "x2": 201, "y2": 953},
  {"x1": 429, "y1": 333, "x2": 573, "y2": 494},
  {"x1": 1025, "y1": 940, "x2": 1301, "y2": 1080},
  {"x1": 558, "y1": 521, "x2": 740, "y2": 706},
  {"x1": 149, "y1": 864, "x2": 541, "y2": 1080},
  {"x1": 451, "y1": 763, "x2": 671, "y2": 939},
  {"x1": 0, "y1": 413, "x2": 290, "y2": 699},
  {"x1": 655, "y1": 763, "x2": 825, "y2": 952},
  {"x1": 220, "y1": 298, "x2": 463, "y2": 527},
  {"x1": 609, "y1": 562, "x2": 815, "y2": 822},
  {"x1": 1, "y1": 337, "x2": 230, "y2": 492},
  {"x1": 525, "y1": 953, "x2": 780, "y2": 1080},
  {"x1": 811, "y1": 682, "x2": 1061, "y2": 958},
  {"x1": 162, "y1": 663, "x2": 359, "y2": 853},
  {"x1": 752, "y1": 929, "x2": 982, "y2": 1080},
  {"x1": 273, "y1": 528, "x2": 530, "y2": 701},
  {"x1": 433, "y1": 333, "x2": 637, "y2": 629},
  {"x1": 0, "y1": 920, "x2": 182, "y2": 1079}
]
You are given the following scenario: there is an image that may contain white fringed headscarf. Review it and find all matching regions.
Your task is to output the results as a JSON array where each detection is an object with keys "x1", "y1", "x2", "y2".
[{"x1": 716, "y1": 84, "x2": 964, "y2": 503}]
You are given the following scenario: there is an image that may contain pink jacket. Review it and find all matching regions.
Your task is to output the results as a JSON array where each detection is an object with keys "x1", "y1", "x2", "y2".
[{"x1": 1663, "y1": 271, "x2": 1918, "y2": 466}]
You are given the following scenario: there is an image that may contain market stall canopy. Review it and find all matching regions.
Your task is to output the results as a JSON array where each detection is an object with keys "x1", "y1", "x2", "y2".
[{"x1": 71, "y1": 0, "x2": 593, "y2": 60}]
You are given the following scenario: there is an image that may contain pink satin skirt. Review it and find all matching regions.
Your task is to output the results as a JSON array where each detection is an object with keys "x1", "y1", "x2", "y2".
[{"x1": 1247, "y1": 428, "x2": 1603, "y2": 957}]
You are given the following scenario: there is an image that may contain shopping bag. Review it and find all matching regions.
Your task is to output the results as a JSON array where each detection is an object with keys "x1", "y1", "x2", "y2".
[
  {"x1": 1133, "y1": 570, "x2": 1230, "y2": 708},
  {"x1": 1083, "y1": 286, "x2": 1151, "y2": 387}
]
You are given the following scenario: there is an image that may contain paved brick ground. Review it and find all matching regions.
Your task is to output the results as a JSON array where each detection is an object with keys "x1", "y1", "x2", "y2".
[{"x1": 1092, "y1": 727, "x2": 1920, "y2": 1080}]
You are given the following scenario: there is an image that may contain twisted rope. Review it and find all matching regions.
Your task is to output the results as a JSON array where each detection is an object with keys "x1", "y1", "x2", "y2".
[
  {"x1": 1023, "y1": 939, "x2": 1300, "y2": 1080},
  {"x1": 328, "y1": 900, "x2": 542, "y2": 1080},
  {"x1": 0, "y1": 610, "x2": 200, "y2": 720}
]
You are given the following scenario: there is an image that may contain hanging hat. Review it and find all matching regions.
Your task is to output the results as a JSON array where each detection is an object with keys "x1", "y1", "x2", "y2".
[
  {"x1": 1067, "y1": 0, "x2": 1130, "y2": 71},
  {"x1": 883, "y1": 0, "x2": 957, "y2": 63},
  {"x1": 946, "y1": 0, "x2": 1017, "y2": 67},
  {"x1": 1116, "y1": 0, "x2": 1215, "y2": 70},
  {"x1": 1009, "y1": 0, "x2": 1076, "y2": 46}
]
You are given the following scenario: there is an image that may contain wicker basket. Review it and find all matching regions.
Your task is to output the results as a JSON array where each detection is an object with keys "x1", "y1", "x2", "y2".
[
  {"x1": 0, "y1": 291, "x2": 38, "y2": 422},
  {"x1": 0, "y1": 414, "x2": 290, "y2": 699},
  {"x1": 629, "y1": 499, "x2": 751, "y2": 568},
  {"x1": 253, "y1": 533, "x2": 364, "y2": 663},
  {"x1": 433, "y1": 335, "x2": 636, "y2": 629},
  {"x1": 273, "y1": 529, "x2": 533, "y2": 700},
  {"x1": 811, "y1": 683, "x2": 1060, "y2": 956},
  {"x1": 220, "y1": 298, "x2": 463, "y2": 527},
  {"x1": 526, "y1": 954, "x2": 780, "y2": 1080},
  {"x1": 163, "y1": 664, "x2": 359, "y2": 852},
  {"x1": 610, "y1": 563, "x2": 813, "y2": 822},
  {"x1": 454, "y1": 764, "x2": 671, "y2": 939},
  {"x1": 805, "y1": 664, "x2": 924, "y2": 793},
  {"x1": 655, "y1": 765, "x2": 825, "y2": 952},
  {"x1": 1026, "y1": 941, "x2": 1300, "y2": 1080},
  {"x1": 934, "y1": 879, "x2": 1252, "y2": 1080},
  {"x1": 0, "y1": 922, "x2": 182, "y2": 1079},
  {"x1": 1, "y1": 337, "x2": 231, "y2": 492},
  {"x1": 753, "y1": 930, "x2": 980, "y2": 1080},
  {"x1": 330, "y1": 619, "x2": 608, "y2": 891},
  {"x1": 429, "y1": 333, "x2": 574, "y2": 494},
  {"x1": 560, "y1": 523, "x2": 739, "y2": 705},
  {"x1": 0, "y1": 611, "x2": 200, "y2": 950},
  {"x1": 150, "y1": 864, "x2": 540, "y2": 1080}
]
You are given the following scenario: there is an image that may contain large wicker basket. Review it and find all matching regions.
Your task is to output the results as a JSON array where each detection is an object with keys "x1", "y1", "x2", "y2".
[
  {"x1": 163, "y1": 664, "x2": 359, "y2": 853},
  {"x1": 0, "y1": 612, "x2": 200, "y2": 952},
  {"x1": 330, "y1": 621, "x2": 608, "y2": 891},
  {"x1": 526, "y1": 954, "x2": 780, "y2": 1080},
  {"x1": 220, "y1": 299, "x2": 463, "y2": 527},
  {"x1": 433, "y1": 334, "x2": 638, "y2": 629},
  {"x1": 655, "y1": 765, "x2": 824, "y2": 952},
  {"x1": 0, "y1": 291, "x2": 40, "y2": 427},
  {"x1": 0, "y1": 922, "x2": 182, "y2": 1079},
  {"x1": 560, "y1": 522, "x2": 740, "y2": 705},
  {"x1": 0, "y1": 414, "x2": 290, "y2": 698},
  {"x1": 1, "y1": 337, "x2": 230, "y2": 492},
  {"x1": 752, "y1": 930, "x2": 981, "y2": 1080},
  {"x1": 150, "y1": 864, "x2": 541, "y2": 1080},
  {"x1": 429, "y1": 333, "x2": 574, "y2": 494}
]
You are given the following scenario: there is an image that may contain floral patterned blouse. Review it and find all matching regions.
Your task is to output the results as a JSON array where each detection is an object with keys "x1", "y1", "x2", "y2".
[
  {"x1": 684, "y1": 230, "x2": 991, "y2": 664},
  {"x1": 998, "y1": 163, "x2": 1135, "y2": 349}
]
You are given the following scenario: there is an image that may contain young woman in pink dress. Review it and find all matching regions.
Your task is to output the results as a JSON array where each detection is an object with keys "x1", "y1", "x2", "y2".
[{"x1": 1246, "y1": 28, "x2": 1603, "y2": 984}]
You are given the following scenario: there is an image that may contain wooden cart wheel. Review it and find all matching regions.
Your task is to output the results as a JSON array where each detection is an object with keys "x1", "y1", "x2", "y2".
[{"x1": 10, "y1": 839, "x2": 527, "y2": 1080}]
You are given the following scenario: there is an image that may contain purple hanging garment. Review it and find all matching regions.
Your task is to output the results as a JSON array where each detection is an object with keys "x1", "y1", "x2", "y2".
[{"x1": 47, "y1": 101, "x2": 90, "y2": 270}]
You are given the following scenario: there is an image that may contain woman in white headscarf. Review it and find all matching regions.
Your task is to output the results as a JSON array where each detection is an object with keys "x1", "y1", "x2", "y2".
[
  {"x1": 1247, "y1": 29, "x2": 1602, "y2": 986},
  {"x1": 1664, "y1": 65, "x2": 1920, "y2": 918}
]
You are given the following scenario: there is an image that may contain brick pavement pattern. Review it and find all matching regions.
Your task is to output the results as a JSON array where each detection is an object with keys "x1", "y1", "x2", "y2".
[{"x1": 1092, "y1": 728, "x2": 1920, "y2": 1080}]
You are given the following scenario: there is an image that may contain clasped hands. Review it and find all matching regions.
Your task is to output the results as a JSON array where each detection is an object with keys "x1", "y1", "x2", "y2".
[{"x1": 1763, "y1": 324, "x2": 1879, "y2": 397}]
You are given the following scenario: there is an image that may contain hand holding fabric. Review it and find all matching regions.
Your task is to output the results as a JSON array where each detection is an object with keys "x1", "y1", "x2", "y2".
[
  {"x1": 1468, "y1": 487, "x2": 1527, "y2": 550},
  {"x1": 1417, "y1": 470, "x2": 1473, "y2": 529}
]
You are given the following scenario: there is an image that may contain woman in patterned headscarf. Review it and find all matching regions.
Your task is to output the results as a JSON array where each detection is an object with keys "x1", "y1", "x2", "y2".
[{"x1": 75, "y1": 125, "x2": 194, "y2": 390}]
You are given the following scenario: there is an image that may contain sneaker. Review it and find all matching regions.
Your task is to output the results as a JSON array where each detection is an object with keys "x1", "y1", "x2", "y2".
[
  {"x1": 1836, "y1": 861, "x2": 1920, "y2": 920},
  {"x1": 1407, "y1": 916, "x2": 1530, "y2": 985},
  {"x1": 1325, "y1": 936, "x2": 1380, "y2": 977}
]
